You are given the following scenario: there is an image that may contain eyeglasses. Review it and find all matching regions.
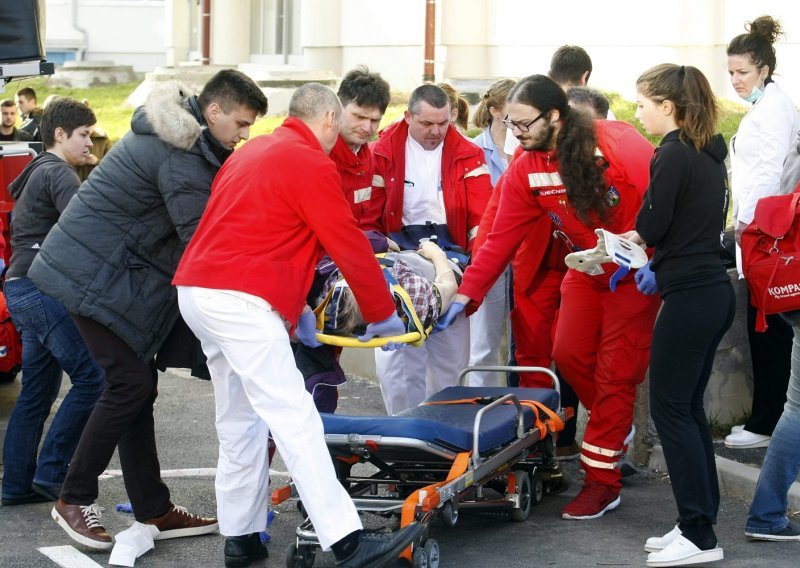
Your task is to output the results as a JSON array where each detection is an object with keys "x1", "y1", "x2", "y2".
[{"x1": 502, "y1": 111, "x2": 547, "y2": 132}]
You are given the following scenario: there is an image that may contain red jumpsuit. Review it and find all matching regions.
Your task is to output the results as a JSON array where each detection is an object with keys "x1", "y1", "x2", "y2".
[
  {"x1": 329, "y1": 134, "x2": 384, "y2": 232},
  {"x1": 461, "y1": 120, "x2": 660, "y2": 489},
  {"x1": 473, "y1": 175, "x2": 567, "y2": 387}
]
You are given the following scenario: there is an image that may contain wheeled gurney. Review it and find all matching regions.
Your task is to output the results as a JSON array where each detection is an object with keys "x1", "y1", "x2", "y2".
[{"x1": 273, "y1": 366, "x2": 568, "y2": 568}]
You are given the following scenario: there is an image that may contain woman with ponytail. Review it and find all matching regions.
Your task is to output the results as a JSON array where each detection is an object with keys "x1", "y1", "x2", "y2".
[
  {"x1": 631, "y1": 63, "x2": 733, "y2": 567},
  {"x1": 725, "y1": 15, "x2": 800, "y2": 450},
  {"x1": 466, "y1": 79, "x2": 515, "y2": 387}
]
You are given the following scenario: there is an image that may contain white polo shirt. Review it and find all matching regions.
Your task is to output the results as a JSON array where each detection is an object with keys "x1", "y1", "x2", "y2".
[{"x1": 402, "y1": 135, "x2": 446, "y2": 226}]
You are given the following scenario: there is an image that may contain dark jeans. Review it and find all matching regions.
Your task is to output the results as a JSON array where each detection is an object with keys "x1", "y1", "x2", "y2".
[
  {"x1": 745, "y1": 290, "x2": 793, "y2": 435},
  {"x1": 650, "y1": 282, "x2": 735, "y2": 526},
  {"x1": 60, "y1": 315, "x2": 171, "y2": 521},
  {"x1": 1, "y1": 278, "x2": 104, "y2": 499}
]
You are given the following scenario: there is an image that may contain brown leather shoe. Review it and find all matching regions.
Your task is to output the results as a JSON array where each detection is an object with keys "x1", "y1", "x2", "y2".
[
  {"x1": 144, "y1": 504, "x2": 218, "y2": 540},
  {"x1": 51, "y1": 498, "x2": 113, "y2": 550}
]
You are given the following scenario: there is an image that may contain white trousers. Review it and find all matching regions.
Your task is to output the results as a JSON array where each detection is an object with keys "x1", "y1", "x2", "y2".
[
  {"x1": 468, "y1": 268, "x2": 509, "y2": 386},
  {"x1": 177, "y1": 286, "x2": 361, "y2": 549},
  {"x1": 374, "y1": 312, "x2": 469, "y2": 415}
]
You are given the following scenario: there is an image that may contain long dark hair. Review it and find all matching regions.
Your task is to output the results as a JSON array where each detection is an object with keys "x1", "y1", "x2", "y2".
[
  {"x1": 637, "y1": 64, "x2": 718, "y2": 150},
  {"x1": 509, "y1": 75, "x2": 607, "y2": 222}
]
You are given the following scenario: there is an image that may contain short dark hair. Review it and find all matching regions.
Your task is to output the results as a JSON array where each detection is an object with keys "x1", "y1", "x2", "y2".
[
  {"x1": 198, "y1": 69, "x2": 268, "y2": 117},
  {"x1": 337, "y1": 66, "x2": 391, "y2": 114},
  {"x1": 408, "y1": 84, "x2": 450, "y2": 115},
  {"x1": 16, "y1": 87, "x2": 37, "y2": 103},
  {"x1": 1, "y1": 99, "x2": 15, "y2": 109},
  {"x1": 566, "y1": 86, "x2": 609, "y2": 119},
  {"x1": 549, "y1": 45, "x2": 592, "y2": 87},
  {"x1": 40, "y1": 97, "x2": 96, "y2": 148}
]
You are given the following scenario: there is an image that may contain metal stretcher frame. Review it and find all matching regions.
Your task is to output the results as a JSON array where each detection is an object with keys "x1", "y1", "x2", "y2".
[{"x1": 272, "y1": 366, "x2": 567, "y2": 568}]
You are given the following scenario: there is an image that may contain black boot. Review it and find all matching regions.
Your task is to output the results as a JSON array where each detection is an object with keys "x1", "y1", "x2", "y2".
[
  {"x1": 334, "y1": 522, "x2": 425, "y2": 568},
  {"x1": 224, "y1": 533, "x2": 268, "y2": 568}
]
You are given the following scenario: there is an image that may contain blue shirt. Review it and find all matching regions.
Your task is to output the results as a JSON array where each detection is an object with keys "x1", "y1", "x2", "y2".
[{"x1": 472, "y1": 127, "x2": 508, "y2": 186}]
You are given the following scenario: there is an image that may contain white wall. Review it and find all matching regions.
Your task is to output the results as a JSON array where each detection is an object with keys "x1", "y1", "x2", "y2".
[{"x1": 46, "y1": 0, "x2": 166, "y2": 71}]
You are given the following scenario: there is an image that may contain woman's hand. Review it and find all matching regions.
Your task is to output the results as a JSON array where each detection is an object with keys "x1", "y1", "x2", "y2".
[{"x1": 620, "y1": 230, "x2": 645, "y2": 246}]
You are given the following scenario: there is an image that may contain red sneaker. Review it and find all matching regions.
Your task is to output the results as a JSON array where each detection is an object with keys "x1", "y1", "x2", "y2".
[{"x1": 561, "y1": 482, "x2": 620, "y2": 520}]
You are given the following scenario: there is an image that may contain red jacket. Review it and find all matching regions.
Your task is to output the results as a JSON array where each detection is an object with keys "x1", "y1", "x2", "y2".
[
  {"x1": 329, "y1": 134, "x2": 383, "y2": 232},
  {"x1": 371, "y1": 120, "x2": 492, "y2": 251},
  {"x1": 173, "y1": 117, "x2": 396, "y2": 327},
  {"x1": 461, "y1": 120, "x2": 653, "y2": 303}
]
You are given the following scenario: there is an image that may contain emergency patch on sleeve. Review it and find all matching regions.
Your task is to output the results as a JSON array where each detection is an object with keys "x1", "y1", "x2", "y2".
[
  {"x1": 372, "y1": 174, "x2": 385, "y2": 187},
  {"x1": 353, "y1": 187, "x2": 372, "y2": 204},
  {"x1": 528, "y1": 172, "x2": 563, "y2": 188},
  {"x1": 465, "y1": 164, "x2": 490, "y2": 178}
]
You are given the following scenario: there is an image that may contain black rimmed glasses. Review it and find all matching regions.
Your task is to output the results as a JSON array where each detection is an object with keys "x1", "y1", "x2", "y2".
[{"x1": 502, "y1": 111, "x2": 547, "y2": 132}]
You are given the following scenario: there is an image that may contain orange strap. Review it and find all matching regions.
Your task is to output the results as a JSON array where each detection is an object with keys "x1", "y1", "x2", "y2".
[
  {"x1": 423, "y1": 397, "x2": 565, "y2": 438},
  {"x1": 398, "y1": 451, "x2": 470, "y2": 562}
]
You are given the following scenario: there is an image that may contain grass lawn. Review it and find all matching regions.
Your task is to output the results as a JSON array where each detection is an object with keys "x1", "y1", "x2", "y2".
[{"x1": 5, "y1": 78, "x2": 746, "y2": 148}]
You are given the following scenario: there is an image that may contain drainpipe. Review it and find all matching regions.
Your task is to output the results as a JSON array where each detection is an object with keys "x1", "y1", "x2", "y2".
[
  {"x1": 70, "y1": 0, "x2": 88, "y2": 62},
  {"x1": 201, "y1": 0, "x2": 211, "y2": 65},
  {"x1": 423, "y1": 0, "x2": 435, "y2": 83}
]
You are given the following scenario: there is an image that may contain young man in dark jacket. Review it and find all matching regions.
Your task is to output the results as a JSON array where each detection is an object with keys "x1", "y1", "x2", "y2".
[
  {"x1": 28, "y1": 70, "x2": 268, "y2": 552},
  {"x1": 1, "y1": 98, "x2": 105, "y2": 507}
]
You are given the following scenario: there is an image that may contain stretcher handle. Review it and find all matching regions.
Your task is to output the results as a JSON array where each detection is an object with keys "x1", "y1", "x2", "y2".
[
  {"x1": 471, "y1": 393, "x2": 524, "y2": 470},
  {"x1": 315, "y1": 329, "x2": 428, "y2": 348},
  {"x1": 456, "y1": 365, "x2": 561, "y2": 399}
]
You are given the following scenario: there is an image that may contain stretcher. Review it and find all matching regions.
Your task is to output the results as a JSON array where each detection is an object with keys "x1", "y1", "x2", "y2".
[{"x1": 273, "y1": 366, "x2": 568, "y2": 568}]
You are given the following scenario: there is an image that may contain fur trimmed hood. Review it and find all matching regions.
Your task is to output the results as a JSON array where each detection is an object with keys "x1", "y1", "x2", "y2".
[{"x1": 135, "y1": 81, "x2": 202, "y2": 151}]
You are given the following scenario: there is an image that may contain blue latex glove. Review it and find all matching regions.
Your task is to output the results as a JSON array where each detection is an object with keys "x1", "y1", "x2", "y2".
[
  {"x1": 359, "y1": 313, "x2": 407, "y2": 351},
  {"x1": 634, "y1": 261, "x2": 658, "y2": 295},
  {"x1": 434, "y1": 301, "x2": 465, "y2": 333},
  {"x1": 295, "y1": 310, "x2": 322, "y2": 348}
]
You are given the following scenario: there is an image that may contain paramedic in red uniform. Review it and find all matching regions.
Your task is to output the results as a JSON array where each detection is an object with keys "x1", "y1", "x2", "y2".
[
  {"x1": 174, "y1": 83, "x2": 421, "y2": 568},
  {"x1": 371, "y1": 84, "x2": 492, "y2": 415},
  {"x1": 437, "y1": 74, "x2": 659, "y2": 520},
  {"x1": 330, "y1": 66, "x2": 391, "y2": 233}
]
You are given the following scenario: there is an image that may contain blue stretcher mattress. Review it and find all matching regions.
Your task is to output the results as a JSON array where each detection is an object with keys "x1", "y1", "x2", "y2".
[{"x1": 321, "y1": 386, "x2": 560, "y2": 453}]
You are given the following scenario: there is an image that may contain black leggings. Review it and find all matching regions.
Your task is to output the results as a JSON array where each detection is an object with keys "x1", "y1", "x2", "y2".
[{"x1": 649, "y1": 281, "x2": 735, "y2": 534}]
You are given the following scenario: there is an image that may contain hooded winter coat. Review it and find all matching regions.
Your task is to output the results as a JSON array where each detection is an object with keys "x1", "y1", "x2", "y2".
[{"x1": 28, "y1": 81, "x2": 230, "y2": 361}]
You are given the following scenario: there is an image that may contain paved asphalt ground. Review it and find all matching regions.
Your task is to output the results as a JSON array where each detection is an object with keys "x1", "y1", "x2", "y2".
[{"x1": 1, "y1": 368, "x2": 798, "y2": 568}]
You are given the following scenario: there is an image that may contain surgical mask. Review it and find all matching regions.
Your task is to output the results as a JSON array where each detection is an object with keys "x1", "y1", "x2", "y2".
[{"x1": 743, "y1": 71, "x2": 767, "y2": 104}]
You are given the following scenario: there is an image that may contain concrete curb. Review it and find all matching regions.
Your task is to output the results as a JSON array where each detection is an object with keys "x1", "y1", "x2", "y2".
[{"x1": 649, "y1": 444, "x2": 800, "y2": 513}]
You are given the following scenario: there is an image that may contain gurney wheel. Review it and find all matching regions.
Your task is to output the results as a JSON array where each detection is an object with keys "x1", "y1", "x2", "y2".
[
  {"x1": 531, "y1": 471, "x2": 544, "y2": 506},
  {"x1": 412, "y1": 545, "x2": 428, "y2": 568},
  {"x1": 441, "y1": 501, "x2": 458, "y2": 527},
  {"x1": 286, "y1": 542, "x2": 315, "y2": 568},
  {"x1": 424, "y1": 539, "x2": 440, "y2": 568},
  {"x1": 509, "y1": 469, "x2": 532, "y2": 522}
]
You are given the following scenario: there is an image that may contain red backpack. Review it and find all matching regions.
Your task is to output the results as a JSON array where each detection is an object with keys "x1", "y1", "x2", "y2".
[
  {"x1": 741, "y1": 186, "x2": 800, "y2": 331},
  {"x1": 0, "y1": 290, "x2": 22, "y2": 381}
]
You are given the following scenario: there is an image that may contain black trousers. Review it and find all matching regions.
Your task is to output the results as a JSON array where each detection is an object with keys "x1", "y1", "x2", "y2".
[
  {"x1": 60, "y1": 315, "x2": 171, "y2": 521},
  {"x1": 745, "y1": 290, "x2": 793, "y2": 435},
  {"x1": 650, "y1": 282, "x2": 735, "y2": 526}
]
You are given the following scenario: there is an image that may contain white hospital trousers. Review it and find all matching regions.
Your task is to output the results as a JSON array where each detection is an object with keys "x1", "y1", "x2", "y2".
[
  {"x1": 177, "y1": 286, "x2": 361, "y2": 549},
  {"x1": 468, "y1": 268, "x2": 509, "y2": 386},
  {"x1": 374, "y1": 312, "x2": 469, "y2": 415}
]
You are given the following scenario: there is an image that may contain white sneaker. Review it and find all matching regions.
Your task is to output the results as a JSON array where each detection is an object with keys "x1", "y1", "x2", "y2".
[
  {"x1": 645, "y1": 525, "x2": 682, "y2": 552},
  {"x1": 730, "y1": 424, "x2": 744, "y2": 434},
  {"x1": 646, "y1": 535, "x2": 723, "y2": 567},
  {"x1": 724, "y1": 429, "x2": 770, "y2": 449}
]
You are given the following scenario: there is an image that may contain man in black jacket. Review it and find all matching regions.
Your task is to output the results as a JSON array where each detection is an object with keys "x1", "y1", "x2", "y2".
[{"x1": 29, "y1": 70, "x2": 268, "y2": 558}]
